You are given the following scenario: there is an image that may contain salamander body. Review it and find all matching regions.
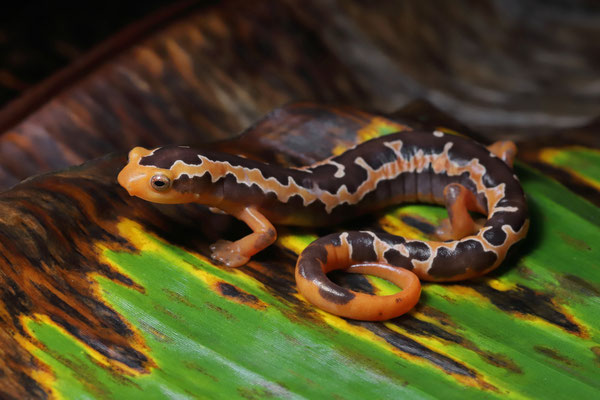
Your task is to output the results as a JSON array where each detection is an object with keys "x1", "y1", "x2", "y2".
[{"x1": 118, "y1": 130, "x2": 529, "y2": 321}]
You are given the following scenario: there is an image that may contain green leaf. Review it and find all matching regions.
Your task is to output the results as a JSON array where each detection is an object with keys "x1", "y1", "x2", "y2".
[{"x1": 3, "y1": 107, "x2": 600, "y2": 399}]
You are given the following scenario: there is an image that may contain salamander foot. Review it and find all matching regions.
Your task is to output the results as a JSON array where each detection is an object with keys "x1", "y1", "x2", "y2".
[{"x1": 210, "y1": 240, "x2": 250, "y2": 267}]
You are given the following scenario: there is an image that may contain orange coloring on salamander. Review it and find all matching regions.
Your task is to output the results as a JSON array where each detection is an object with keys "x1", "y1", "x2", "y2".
[{"x1": 118, "y1": 131, "x2": 528, "y2": 321}]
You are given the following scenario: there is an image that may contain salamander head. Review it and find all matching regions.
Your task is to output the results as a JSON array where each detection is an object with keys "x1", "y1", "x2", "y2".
[{"x1": 118, "y1": 146, "x2": 198, "y2": 204}]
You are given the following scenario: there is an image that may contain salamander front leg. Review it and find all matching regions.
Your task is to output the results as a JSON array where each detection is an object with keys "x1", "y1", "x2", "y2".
[
  {"x1": 436, "y1": 183, "x2": 485, "y2": 241},
  {"x1": 210, "y1": 207, "x2": 276, "y2": 267},
  {"x1": 487, "y1": 140, "x2": 517, "y2": 168}
]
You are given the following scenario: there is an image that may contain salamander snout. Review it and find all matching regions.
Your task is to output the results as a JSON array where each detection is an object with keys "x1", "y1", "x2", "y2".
[{"x1": 117, "y1": 147, "x2": 179, "y2": 203}]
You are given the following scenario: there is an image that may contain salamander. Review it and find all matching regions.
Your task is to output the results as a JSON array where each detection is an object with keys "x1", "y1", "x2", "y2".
[{"x1": 117, "y1": 130, "x2": 529, "y2": 321}]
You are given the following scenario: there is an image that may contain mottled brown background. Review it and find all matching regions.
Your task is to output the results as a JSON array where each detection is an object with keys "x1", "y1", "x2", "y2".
[
  {"x1": 0, "y1": 0, "x2": 599, "y2": 188},
  {"x1": 0, "y1": 1, "x2": 173, "y2": 105}
]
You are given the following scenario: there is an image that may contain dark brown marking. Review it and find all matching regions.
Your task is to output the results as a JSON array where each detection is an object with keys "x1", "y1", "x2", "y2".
[
  {"x1": 429, "y1": 240, "x2": 498, "y2": 278},
  {"x1": 353, "y1": 321, "x2": 483, "y2": 380},
  {"x1": 296, "y1": 239, "x2": 330, "y2": 283},
  {"x1": 348, "y1": 232, "x2": 377, "y2": 262},
  {"x1": 383, "y1": 248, "x2": 415, "y2": 270},
  {"x1": 172, "y1": 174, "x2": 215, "y2": 194},
  {"x1": 329, "y1": 271, "x2": 376, "y2": 295},
  {"x1": 396, "y1": 316, "x2": 523, "y2": 373},
  {"x1": 558, "y1": 232, "x2": 593, "y2": 252},
  {"x1": 534, "y1": 346, "x2": 577, "y2": 366},
  {"x1": 140, "y1": 146, "x2": 203, "y2": 168},
  {"x1": 483, "y1": 227, "x2": 507, "y2": 247},
  {"x1": 217, "y1": 282, "x2": 260, "y2": 306},
  {"x1": 359, "y1": 141, "x2": 400, "y2": 170},
  {"x1": 416, "y1": 165, "x2": 433, "y2": 202},
  {"x1": 317, "y1": 282, "x2": 357, "y2": 306},
  {"x1": 472, "y1": 283, "x2": 581, "y2": 334},
  {"x1": 404, "y1": 241, "x2": 431, "y2": 261},
  {"x1": 311, "y1": 162, "x2": 368, "y2": 194},
  {"x1": 296, "y1": 234, "x2": 356, "y2": 305},
  {"x1": 484, "y1": 209, "x2": 528, "y2": 234},
  {"x1": 400, "y1": 216, "x2": 436, "y2": 235},
  {"x1": 557, "y1": 274, "x2": 600, "y2": 297},
  {"x1": 255, "y1": 228, "x2": 277, "y2": 249},
  {"x1": 378, "y1": 234, "x2": 406, "y2": 247}
]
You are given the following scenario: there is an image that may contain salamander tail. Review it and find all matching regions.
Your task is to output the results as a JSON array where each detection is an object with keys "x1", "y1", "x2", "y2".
[{"x1": 295, "y1": 233, "x2": 421, "y2": 321}]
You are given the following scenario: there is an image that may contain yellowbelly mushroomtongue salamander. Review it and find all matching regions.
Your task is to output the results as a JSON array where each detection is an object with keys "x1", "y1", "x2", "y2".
[{"x1": 118, "y1": 130, "x2": 529, "y2": 321}]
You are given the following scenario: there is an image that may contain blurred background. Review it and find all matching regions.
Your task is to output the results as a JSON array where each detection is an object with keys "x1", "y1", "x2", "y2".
[
  {"x1": 0, "y1": 0, "x2": 599, "y2": 187},
  {"x1": 0, "y1": 1, "x2": 171, "y2": 106}
]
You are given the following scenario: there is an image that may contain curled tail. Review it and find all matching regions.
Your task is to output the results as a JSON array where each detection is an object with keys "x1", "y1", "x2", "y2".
[
  {"x1": 295, "y1": 232, "x2": 422, "y2": 321},
  {"x1": 295, "y1": 218, "x2": 528, "y2": 320}
]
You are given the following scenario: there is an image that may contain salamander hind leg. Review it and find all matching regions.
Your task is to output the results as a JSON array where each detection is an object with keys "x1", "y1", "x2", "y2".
[
  {"x1": 487, "y1": 140, "x2": 517, "y2": 168},
  {"x1": 436, "y1": 183, "x2": 484, "y2": 241},
  {"x1": 209, "y1": 207, "x2": 276, "y2": 268}
]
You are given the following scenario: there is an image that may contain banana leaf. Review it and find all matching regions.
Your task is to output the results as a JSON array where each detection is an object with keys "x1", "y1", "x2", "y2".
[{"x1": 1, "y1": 104, "x2": 599, "y2": 400}]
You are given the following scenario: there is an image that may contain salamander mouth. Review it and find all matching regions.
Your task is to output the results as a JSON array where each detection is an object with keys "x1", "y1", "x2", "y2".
[{"x1": 117, "y1": 165, "x2": 147, "y2": 197}]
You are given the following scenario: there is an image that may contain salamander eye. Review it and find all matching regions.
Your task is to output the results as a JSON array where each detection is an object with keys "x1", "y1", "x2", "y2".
[{"x1": 150, "y1": 174, "x2": 171, "y2": 191}]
